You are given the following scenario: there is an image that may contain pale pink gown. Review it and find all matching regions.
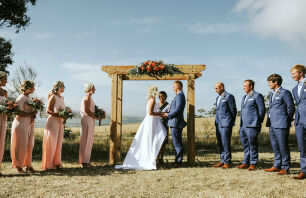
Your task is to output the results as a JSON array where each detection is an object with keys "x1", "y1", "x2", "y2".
[
  {"x1": 79, "y1": 96, "x2": 95, "y2": 164},
  {"x1": 0, "y1": 96, "x2": 7, "y2": 167},
  {"x1": 11, "y1": 94, "x2": 35, "y2": 168},
  {"x1": 41, "y1": 95, "x2": 65, "y2": 170}
]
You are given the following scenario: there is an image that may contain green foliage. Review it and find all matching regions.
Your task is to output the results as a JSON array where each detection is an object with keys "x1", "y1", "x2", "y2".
[
  {"x1": 0, "y1": 0, "x2": 37, "y2": 32},
  {"x1": 64, "y1": 127, "x2": 76, "y2": 140},
  {"x1": 0, "y1": 37, "x2": 13, "y2": 73}
]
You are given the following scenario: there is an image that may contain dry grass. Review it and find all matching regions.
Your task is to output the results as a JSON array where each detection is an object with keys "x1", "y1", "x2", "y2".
[{"x1": 0, "y1": 117, "x2": 304, "y2": 197}]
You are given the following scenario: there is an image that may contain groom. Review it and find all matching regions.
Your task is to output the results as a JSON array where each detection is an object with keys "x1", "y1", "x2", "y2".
[{"x1": 163, "y1": 81, "x2": 187, "y2": 167}]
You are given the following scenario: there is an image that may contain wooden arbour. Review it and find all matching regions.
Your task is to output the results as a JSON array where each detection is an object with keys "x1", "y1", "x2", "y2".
[{"x1": 102, "y1": 65, "x2": 206, "y2": 165}]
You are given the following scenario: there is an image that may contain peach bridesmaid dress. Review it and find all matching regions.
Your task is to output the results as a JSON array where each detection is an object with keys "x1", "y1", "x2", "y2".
[
  {"x1": 0, "y1": 96, "x2": 7, "y2": 167},
  {"x1": 41, "y1": 95, "x2": 65, "y2": 170},
  {"x1": 10, "y1": 94, "x2": 35, "y2": 168},
  {"x1": 79, "y1": 96, "x2": 95, "y2": 164}
]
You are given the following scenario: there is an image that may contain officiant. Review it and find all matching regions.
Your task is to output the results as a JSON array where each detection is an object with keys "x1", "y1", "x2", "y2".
[{"x1": 157, "y1": 91, "x2": 170, "y2": 164}]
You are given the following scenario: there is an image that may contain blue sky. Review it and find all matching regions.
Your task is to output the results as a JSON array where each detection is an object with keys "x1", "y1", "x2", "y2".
[{"x1": 1, "y1": 0, "x2": 306, "y2": 116}]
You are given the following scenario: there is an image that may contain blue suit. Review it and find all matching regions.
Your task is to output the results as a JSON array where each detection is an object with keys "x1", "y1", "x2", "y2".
[
  {"x1": 240, "y1": 91, "x2": 265, "y2": 165},
  {"x1": 292, "y1": 80, "x2": 306, "y2": 173},
  {"x1": 168, "y1": 91, "x2": 187, "y2": 163},
  {"x1": 266, "y1": 87, "x2": 295, "y2": 170},
  {"x1": 215, "y1": 92, "x2": 237, "y2": 164}
]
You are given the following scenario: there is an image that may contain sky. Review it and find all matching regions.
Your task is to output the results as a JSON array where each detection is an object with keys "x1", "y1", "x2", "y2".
[{"x1": 1, "y1": 0, "x2": 306, "y2": 117}]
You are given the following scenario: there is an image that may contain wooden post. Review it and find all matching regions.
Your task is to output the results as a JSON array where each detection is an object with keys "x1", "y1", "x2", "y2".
[
  {"x1": 187, "y1": 74, "x2": 195, "y2": 164},
  {"x1": 115, "y1": 74, "x2": 123, "y2": 162},
  {"x1": 109, "y1": 74, "x2": 122, "y2": 164}
]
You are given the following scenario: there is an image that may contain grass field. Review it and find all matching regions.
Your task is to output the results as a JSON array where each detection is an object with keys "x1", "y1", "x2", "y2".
[{"x1": 0, "y1": 117, "x2": 305, "y2": 197}]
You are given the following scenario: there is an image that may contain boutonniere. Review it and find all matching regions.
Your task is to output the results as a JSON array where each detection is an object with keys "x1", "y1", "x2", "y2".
[
  {"x1": 222, "y1": 94, "x2": 226, "y2": 99},
  {"x1": 249, "y1": 92, "x2": 254, "y2": 97},
  {"x1": 276, "y1": 90, "x2": 281, "y2": 95},
  {"x1": 304, "y1": 81, "x2": 306, "y2": 86}
]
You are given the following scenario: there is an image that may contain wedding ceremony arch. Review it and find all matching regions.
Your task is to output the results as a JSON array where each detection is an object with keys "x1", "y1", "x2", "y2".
[{"x1": 102, "y1": 65, "x2": 206, "y2": 165}]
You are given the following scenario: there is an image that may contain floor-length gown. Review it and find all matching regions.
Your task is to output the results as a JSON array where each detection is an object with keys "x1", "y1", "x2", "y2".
[
  {"x1": 41, "y1": 95, "x2": 65, "y2": 170},
  {"x1": 115, "y1": 99, "x2": 166, "y2": 170},
  {"x1": 79, "y1": 96, "x2": 95, "y2": 164},
  {"x1": 0, "y1": 96, "x2": 7, "y2": 167},
  {"x1": 11, "y1": 94, "x2": 35, "y2": 168}
]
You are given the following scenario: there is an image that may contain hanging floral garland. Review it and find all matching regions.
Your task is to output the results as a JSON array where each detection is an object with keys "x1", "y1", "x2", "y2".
[{"x1": 128, "y1": 60, "x2": 184, "y2": 77}]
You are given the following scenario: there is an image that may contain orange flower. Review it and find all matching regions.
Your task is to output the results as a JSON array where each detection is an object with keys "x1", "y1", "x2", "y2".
[
  {"x1": 146, "y1": 66, "x2": 152, "y2": 72},
  {"x1": 13, "y1": 103, "x2": 18, "y2": 107},
  {"x1": 141, "y1": 66, "x2": 145, "y2": 71},
  {"x1": 7, "y1": 101, "x2": 13, "y2": 105},
  {"x1": 33, "y1": 98, "x2": 37, "y2": 102},
  {"x1": 160, "y1": 64, "x2": 165, "y2": 70},
  {"x1": 151, "y1": 62, "x2": 156, "y2": 67}
]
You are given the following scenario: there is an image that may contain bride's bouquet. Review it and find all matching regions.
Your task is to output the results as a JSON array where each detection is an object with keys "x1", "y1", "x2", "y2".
[
  {"x1": 94, "y1": 105, "x2": 105, "y2": 126},
  {"x1": 27, "y1": 98, "x2": 45, "y2": 115},
  {"x1": 58, "y1": 106, "x2": 74, "y2": 124},
  {"x1": 0, "y1": 99, "x2": 20, "y2": 116}
]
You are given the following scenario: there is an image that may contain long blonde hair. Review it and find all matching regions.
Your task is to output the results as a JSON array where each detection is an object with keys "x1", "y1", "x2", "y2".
[
  {"x1": 147, "y1": 86, "x2": 158, "y2": 99},
  {"x1": 48, "y1": 81, "x2": 64, "y2": 98}
]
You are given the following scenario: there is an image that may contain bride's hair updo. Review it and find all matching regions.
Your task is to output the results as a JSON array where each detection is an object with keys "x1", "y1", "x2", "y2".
[
  {"x1": 48, "y1": 81, "x2": 64, "y2": 98},
  {"x1": 84, "y1": 83, "x2": 94, "y2": 93},
  {"x1": 147, "y1": 86, "x2": 158, "y2": 99},
  {"x1": 20, "y1": 80, "x2": 35, "y2": 93},
  {"x1": 0, "y1": 71, "x2": 7, "y2": 81}
]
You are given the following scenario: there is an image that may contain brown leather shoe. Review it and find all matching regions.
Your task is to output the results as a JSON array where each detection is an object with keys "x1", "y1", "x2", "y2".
[
  {"x1": 278, "y1": 169, "x2": 289, "y2": 175},
  {"x1": 248, "y1": 165, "x2": 256, "y2": 171},
  {"x1": 26, "y1": 167, "x2": 35, "y2": 173},
  {"x1": 16, "y1": 167, "x2": 25, "y2": 174},
  {"x1": 293, "y1": 172, "x2": 306, "y2": 180},
  {"x1": 236, "y1": 164, "x2": 249, "y2": 169},
  {"x1": 264, "y1": 167, "x2": 280, "y2": 172},
  {"x1": 221, "y1": 163, "x2": 230, "y2": 169},
  {"x1": 212, "y1": 162, "x2": 224, "y2": 167}
]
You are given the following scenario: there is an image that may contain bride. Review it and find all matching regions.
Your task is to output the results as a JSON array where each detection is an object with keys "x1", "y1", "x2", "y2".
[{"x1": 115, "y1": 86, "x2": 167, "y2": 170}]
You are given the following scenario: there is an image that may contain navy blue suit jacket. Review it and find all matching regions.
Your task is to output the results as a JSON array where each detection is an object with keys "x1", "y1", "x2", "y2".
[
  {"x1": 167, "y1": 91, "x2": 187, "y2": 128},
  {"x1": 266, "y1": 87, "x2": 295, "y2": 128},
  {"x1": 240, "y1": 91, "x2": 265, "y2": 128},
  {"x1": 292, "y1": 81, "x2": 306, "y2": 126},
  {"x1": 215, "y1": 92, "x2": 237, "y2": 127}
]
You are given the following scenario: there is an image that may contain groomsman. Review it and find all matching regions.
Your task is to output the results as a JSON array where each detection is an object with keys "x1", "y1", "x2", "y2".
[
  {"x1": 265, "y1": 74, "x2": 295, "y2": 175},
  {"x1": 212, "y1": 82, "x2": 237, "y2": 169},
  {"x1": 290, "y1": 64, "x2": 306, "y2": 180},
  {"x1": 237, "y1": 80, "x2": 265, "y2": 171}
]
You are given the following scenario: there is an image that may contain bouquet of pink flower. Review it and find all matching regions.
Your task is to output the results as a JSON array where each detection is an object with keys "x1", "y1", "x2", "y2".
[
  {"x1": 0, "y1": 99, "x2": 20, "y2": 116},
  {"x1": 27, "y1": 98, "x2": 45, "y2": 115},
  {"x1": 94, "y1": 105, "x2": 105, "y2": 126},
  {"x1": 58, "y1": 106, "x2": 74, "y2": 124}
]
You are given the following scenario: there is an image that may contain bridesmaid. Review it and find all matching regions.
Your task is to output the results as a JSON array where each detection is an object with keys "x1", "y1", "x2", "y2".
[
  {"x1": 11, "y1": 80, "x2": 37, "y2": 173},
  {"x1": 41, "y1": 81, "x2": 66, "y2": 170},
  {"x1": 79, "y1": 83, "x2": 101, "y2": 168},
  {"x1": 0, "y1": 72, "x2": 8, "y2": 175}
]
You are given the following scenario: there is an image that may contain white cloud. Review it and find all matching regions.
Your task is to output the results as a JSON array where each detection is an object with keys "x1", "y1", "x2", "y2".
[
  {"x1": 61, "y1": 62, "x2": 111, "y2": 86},
  {"x1": 234, "y1": 0, "x2": 306, "y2": 46},
  {"x1": 188, "y1": 22, "x2": 243, "y2": 34},
  {"x1": 129, "y1": 17, "x2": 161, "y2": 25},
  {"x1": 33, "y1": 33, "x2": 56, "y2": 40}
]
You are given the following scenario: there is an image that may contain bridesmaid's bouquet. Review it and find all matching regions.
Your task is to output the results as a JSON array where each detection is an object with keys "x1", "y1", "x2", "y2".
[
  {"x1": 58, "y1": 106, "x2": 74, "y2": 124},
  {"x1": 0, "y1": 99, "x2": 20, "y2": 116},
  {"x1": 27, "y1": 98, "x2": 45, "y2": 115},
  {"x1": 94, "y1": 105, "x2": 105, "y2": 126}
]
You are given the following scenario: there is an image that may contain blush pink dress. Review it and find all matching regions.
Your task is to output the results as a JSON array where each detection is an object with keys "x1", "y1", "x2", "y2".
[
  {"x1": 0, "y1": 96, "x2": 7, "y2": 167},
  {"x1": 41, "y1": 95, "x2": 65, "y2": 170},
  {"x1": 79, "y1": 96, "x2": 95, "y2": 164},
  {"x1": 10, "y1": 94, "x2": 35, "y2": 168}
]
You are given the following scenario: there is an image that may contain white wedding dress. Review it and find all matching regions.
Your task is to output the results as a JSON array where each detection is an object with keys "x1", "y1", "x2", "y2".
[{"x1": 115, "y1": 99, "x2": 167, "y2": 170}]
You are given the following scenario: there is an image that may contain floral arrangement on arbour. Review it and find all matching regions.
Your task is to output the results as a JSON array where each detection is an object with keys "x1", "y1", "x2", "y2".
[{"x1": 128, "y1": 60, "x2": 184, "y2": 77}]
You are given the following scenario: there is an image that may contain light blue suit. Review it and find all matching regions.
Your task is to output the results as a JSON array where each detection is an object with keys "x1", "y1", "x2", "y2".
[
  {"x1": 292, "y1": 80, "x2": 306, "y2": 173},
  {"x1": 266, "y1": 87, "x2": 295, "y2": 170},
  {"x1": 240, "y1": 91, "x2": 265, "y2": 165},
  {"x1": 215, "y1": 92, "x2": 237, "y2": 164},
  {"x1": 167, "y1": 91, "x2": 187, "y2": 163}
]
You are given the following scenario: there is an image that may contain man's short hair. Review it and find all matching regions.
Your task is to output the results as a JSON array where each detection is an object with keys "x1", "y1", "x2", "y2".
[
  {"x1": 159, "y1": 91, "x2": 167, "y2": 98},
  {"x1": 174, "y1": 80, "x2": 183, "y2": 88},
  {"x1": 290, "y1": 64, "x2": 305, "y2": 76},
  {"x1": 244, "y1": 79, "x2": 255, "y2": 89},
  {"x1": 267, "y1": 74, "x2": 283, "y2": 86}
]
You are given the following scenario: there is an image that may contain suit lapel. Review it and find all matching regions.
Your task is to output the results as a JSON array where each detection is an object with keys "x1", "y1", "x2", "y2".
[
  {"x1": 292, "y1": 85, "x2": 298, "y2": 102},
  {"x1": 297, "y1": 83, "x2": 305, "y2": 104}
]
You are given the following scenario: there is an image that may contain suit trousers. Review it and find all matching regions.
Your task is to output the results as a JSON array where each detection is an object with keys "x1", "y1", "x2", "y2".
[
  {"x1": 240, "y1": 125, "x2": 260, "y2": 165},
  {"x1": 171, "y1": 127, "x2": 183, "y2": 163},
  {"x1": 269, "y1": 127, "x2": 290, "y2": 170},
  {"x1": 216, "y1": 122, "x2": 232, "y2": 164},
  {"x1": 296, "y1": 123, "x2": 306, "y2": 173}
]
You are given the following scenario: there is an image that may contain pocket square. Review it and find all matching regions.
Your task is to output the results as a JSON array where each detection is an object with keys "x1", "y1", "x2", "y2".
[
  {"x1": 249, "y1": 99, "x2": 254, "y2": 101},
  {"x1": 304, "y1": 89, "x2": 306, "y2": 92},
  {"x1": 275, "y1": 97, "x2": 281, "y2": 100},
  {"x1": 221, "y1": 100, "x2": 227, "y2": 102}
]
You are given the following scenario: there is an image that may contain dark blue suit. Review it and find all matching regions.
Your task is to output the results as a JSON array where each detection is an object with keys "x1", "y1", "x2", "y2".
[
  {"x1": 240, "y1": 91, "x2": 265, "y2": 165},
  {"x1": 292, "y1": 80, "x2": 306, "y2": 173},
  {"x1": 215, "y1": 92, "x2": 237, "y2": 164},
  {"x1": 168, "y1": 91, "x2": 187, "y2": 163},
  {"x1": 266, "y1": 87, "x2": 295, "y2": 170}
]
